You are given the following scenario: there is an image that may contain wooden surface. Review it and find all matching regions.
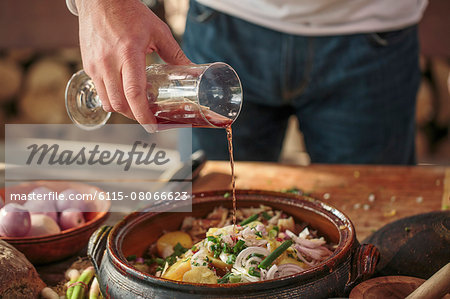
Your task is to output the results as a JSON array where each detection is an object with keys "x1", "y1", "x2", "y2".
[{"x1": 193, "y1": 162, "x2": 449, "y2": 241}]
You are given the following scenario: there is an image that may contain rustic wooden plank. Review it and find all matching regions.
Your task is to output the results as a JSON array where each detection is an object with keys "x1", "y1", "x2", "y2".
[{"x1": 193, "y1": 162, "x2": 447, "y2": 241}]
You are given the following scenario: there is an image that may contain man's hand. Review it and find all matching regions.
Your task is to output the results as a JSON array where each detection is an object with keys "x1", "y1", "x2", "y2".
[{"x1": 75, "y1": 0, "x2": 191, "y2": 128}]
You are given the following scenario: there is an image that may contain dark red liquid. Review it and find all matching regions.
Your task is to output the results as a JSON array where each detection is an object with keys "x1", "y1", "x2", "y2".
[
  {"x1": 226, "y1": 126, "x2": 237, "y2": 227},
  {"x1": 150, "y1": 101, "x2": 237, "y2": 227},
  {"x1": 150, "y1": 102, "x2": 233, "y2": 128}
]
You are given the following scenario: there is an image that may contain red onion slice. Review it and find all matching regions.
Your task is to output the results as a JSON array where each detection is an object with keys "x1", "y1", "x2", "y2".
[
  {"x1": 264, "y1": 263, "x2": 304, "y2": 280},
  {"x1": 233, "y1": 247, "x2": 269, "y2": 272}
]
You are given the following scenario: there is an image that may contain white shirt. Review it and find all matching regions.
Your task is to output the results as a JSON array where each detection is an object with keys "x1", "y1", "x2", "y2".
[{"x1": 196, "y1": 0, "x2": 428, "y2": 35}]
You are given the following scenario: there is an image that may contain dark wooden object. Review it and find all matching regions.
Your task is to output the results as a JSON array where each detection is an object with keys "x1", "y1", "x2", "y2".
[
  {"x1": 349, "y1": 276, "x2": 426, "y2": 299},
  {"x1": 363, "y1": 211, "x2": 450, "y2": 279}
]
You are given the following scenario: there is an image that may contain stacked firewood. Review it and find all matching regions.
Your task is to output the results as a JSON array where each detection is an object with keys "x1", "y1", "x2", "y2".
[
  {"x1": 0, "y1": 49, "x2": 79, "y2": 126},
  {"x1": 0, "y1": 49, "x2": 157, "y2": 138},
  {"x1": 416, "y1": 57, "x2": 450, "y2": 163}
]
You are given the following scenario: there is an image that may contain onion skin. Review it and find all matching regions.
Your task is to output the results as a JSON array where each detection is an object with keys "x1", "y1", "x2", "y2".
[
  {"x1": 56, "y1": 189, "x2": 82, "y2": 212},
  {"x1": 24, "y1": 199, "x2": 58, "y2": 223},
  {"x1": 0, "y1": 203, "x2": 31, "y2": 237},
  {"x1": 264, "y1": 263, "x2": 304, "y2": 280},
  {"x1": 27, "y1": 214, "x2": 61, "y2": 237},
  {"x1": 59, "y1": 208, "x2": 85, "y2": 230}
]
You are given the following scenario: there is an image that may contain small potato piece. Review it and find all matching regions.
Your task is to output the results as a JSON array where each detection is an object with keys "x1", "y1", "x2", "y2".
[
  {"x1": 157, "y1": 231, "x2": 193, "y2": 257},
  {"x1": 208, "y1": 255, "x2": 232, "y2": 270},
  {"x1": 206, "y1": 227, "x2": 219, "y2": 237},
  {"x1": 277, "y1": 217, "x2": 295, "y2": 232},
  {"x1": 182, "y1": 266, "x2": 218, "y2": 284},
  {"x1": 162, "y1": 258, "x2": 191, "y2": 281}
]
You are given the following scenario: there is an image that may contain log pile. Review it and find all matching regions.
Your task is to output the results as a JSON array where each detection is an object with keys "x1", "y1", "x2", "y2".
[
  {"x1": 0, "y1": 48, "x2": 139, "y2": 136},
  {"x1": 415, "y1": 56, "x2": 450, "y2": 163}
]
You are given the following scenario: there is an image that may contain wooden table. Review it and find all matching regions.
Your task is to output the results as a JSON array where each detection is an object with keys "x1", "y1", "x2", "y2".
[{"x1": 193, "y1": 162, "x2": 450, "y2": 241}]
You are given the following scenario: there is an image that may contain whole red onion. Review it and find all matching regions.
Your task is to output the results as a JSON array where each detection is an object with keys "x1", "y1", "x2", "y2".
[
  {"x1": 0, "y1": 203, "x2": 31, "y2": 237},
  {"x1": 25, "y1": 187, "x2": 58, "y2": 222},
  {"x1": 59, "y1": 208, "x2": 85, "y2": 230}
]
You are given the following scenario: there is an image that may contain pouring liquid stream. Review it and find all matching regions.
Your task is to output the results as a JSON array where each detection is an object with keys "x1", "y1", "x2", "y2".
[{"x1": 226, "y1": 126, "x2": 237, "y2": 228}]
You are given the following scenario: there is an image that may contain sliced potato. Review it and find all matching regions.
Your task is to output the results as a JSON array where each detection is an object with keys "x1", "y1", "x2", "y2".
[
  {"x1": 207, "y1": 255, "x2": 232, "y2": 270},
  {"x1": 162, "y1": 258, "x2": 191, "y2": 281},
  {"x1": 182, "y1": 266, "x2": 218, "y2": 284},
  {"x1": 206, "y1": 227, "x2": 219, "y2": 237},
  {"x1": 277, "y1": 217, "x2": 295, "y2": 232},
  {"x1": 156, "y1": 231, "x2": 193, "y2": 257}
]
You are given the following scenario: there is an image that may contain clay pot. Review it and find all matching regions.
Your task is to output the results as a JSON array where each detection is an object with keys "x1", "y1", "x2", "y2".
[{"x1": 88, "y1": 190, "x2": 379, "y2": 298}]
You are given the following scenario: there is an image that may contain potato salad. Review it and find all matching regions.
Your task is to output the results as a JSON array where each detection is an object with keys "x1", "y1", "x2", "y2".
[{"x1": 127, "y1": 205, "x2": 335, "y2": 284}]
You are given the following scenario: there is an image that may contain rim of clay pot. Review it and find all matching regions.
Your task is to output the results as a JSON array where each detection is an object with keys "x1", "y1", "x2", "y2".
[{"x1": 106, "y1": 190, "x2": 356, "y2": 291}]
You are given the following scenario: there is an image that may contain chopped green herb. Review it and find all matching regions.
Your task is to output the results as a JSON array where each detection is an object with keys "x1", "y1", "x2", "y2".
[
  {"x1": 282, "y1": 187, "x2": 302, "y2": 195},
  {"x1": 223, "y1": 192, "x2": 231, "y2": 198},
  {"x1": 248, "y1": 267, "x2": 261, "y2": 277},
  {"x1": 223, "y1": 243, "x2": 232, "y2": 254},
  {"x1": 255, "y1": 231, "x2": 263, "y2": 238},
  {"x1": 258, "y1": 240, "x2": 293, "y2": 269},
  {"x1": 207, "y1": 236, "x2": 218, "y2": 243},
  {"x1": 273, "y1": 226, "x2": 279, "y2": 232},
  {"x1": 144, "y1": 258, "x2": 153, "y2": 265},
  {"x1": 262, "y1": 211, "x2": 272, "y2": 220},
  {"x1": 226, "y1": 254, "x2": 236, "y2": 264},
  {"x1": 126, "y1": 255, "x2": 137, "y2": 261},
  {"x1": 233, "y1": 240, "x2": 246, "y2": 254},
  {"x1": 239, "y1": 214, "x2": 259, "y2": 226},
  {"x1": 155, "y1": 258, "x2": 165, "y2": 265},
  {"x1": 191, "y1": 245, "x2": 198, "y2": 252},
  {"x1": 173, "y1": 243, "x2": 188, "y2": 256},
  {"x1": 166, "y1": 255, "x2": 176, "y2": 266},
  {"x1": 229, "y1": 274, "x2": 241, "y2": 283},
  {"x1": 217, "y1": 272, "x2": 231, "y2": 283},
  {"x1": 249, "y1": 253, "x2": 265, "y2": 258}
]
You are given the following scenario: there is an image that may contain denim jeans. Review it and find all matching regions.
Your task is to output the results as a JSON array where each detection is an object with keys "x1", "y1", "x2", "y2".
[{"x1": 182, "y1": 1, "x2": 420, "y2": 164}]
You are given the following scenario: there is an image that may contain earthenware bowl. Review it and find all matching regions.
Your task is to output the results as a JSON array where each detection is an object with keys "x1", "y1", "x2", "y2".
[
  {"x1": 89, "y1": 190, "x2": 379, "y2": 298},
  {"x1": 1, "y1": 181, "x2": 110, "y2": 265}
]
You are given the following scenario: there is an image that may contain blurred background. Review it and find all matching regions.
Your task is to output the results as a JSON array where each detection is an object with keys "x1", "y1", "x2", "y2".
[{"x1": 0, "y1": 0, "x2": 448, "y2": 165}]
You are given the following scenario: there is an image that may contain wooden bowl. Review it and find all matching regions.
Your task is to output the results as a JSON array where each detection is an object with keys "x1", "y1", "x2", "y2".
[
  {"x1": 88, "y1": 190, "x2": 379, "y2": 298},
  {"x1": 349, "y1": 276, "x2": 426, "y2": 298},
  {"x1": 0, "y1": 181, "x2": 110, "y2": 265}
]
